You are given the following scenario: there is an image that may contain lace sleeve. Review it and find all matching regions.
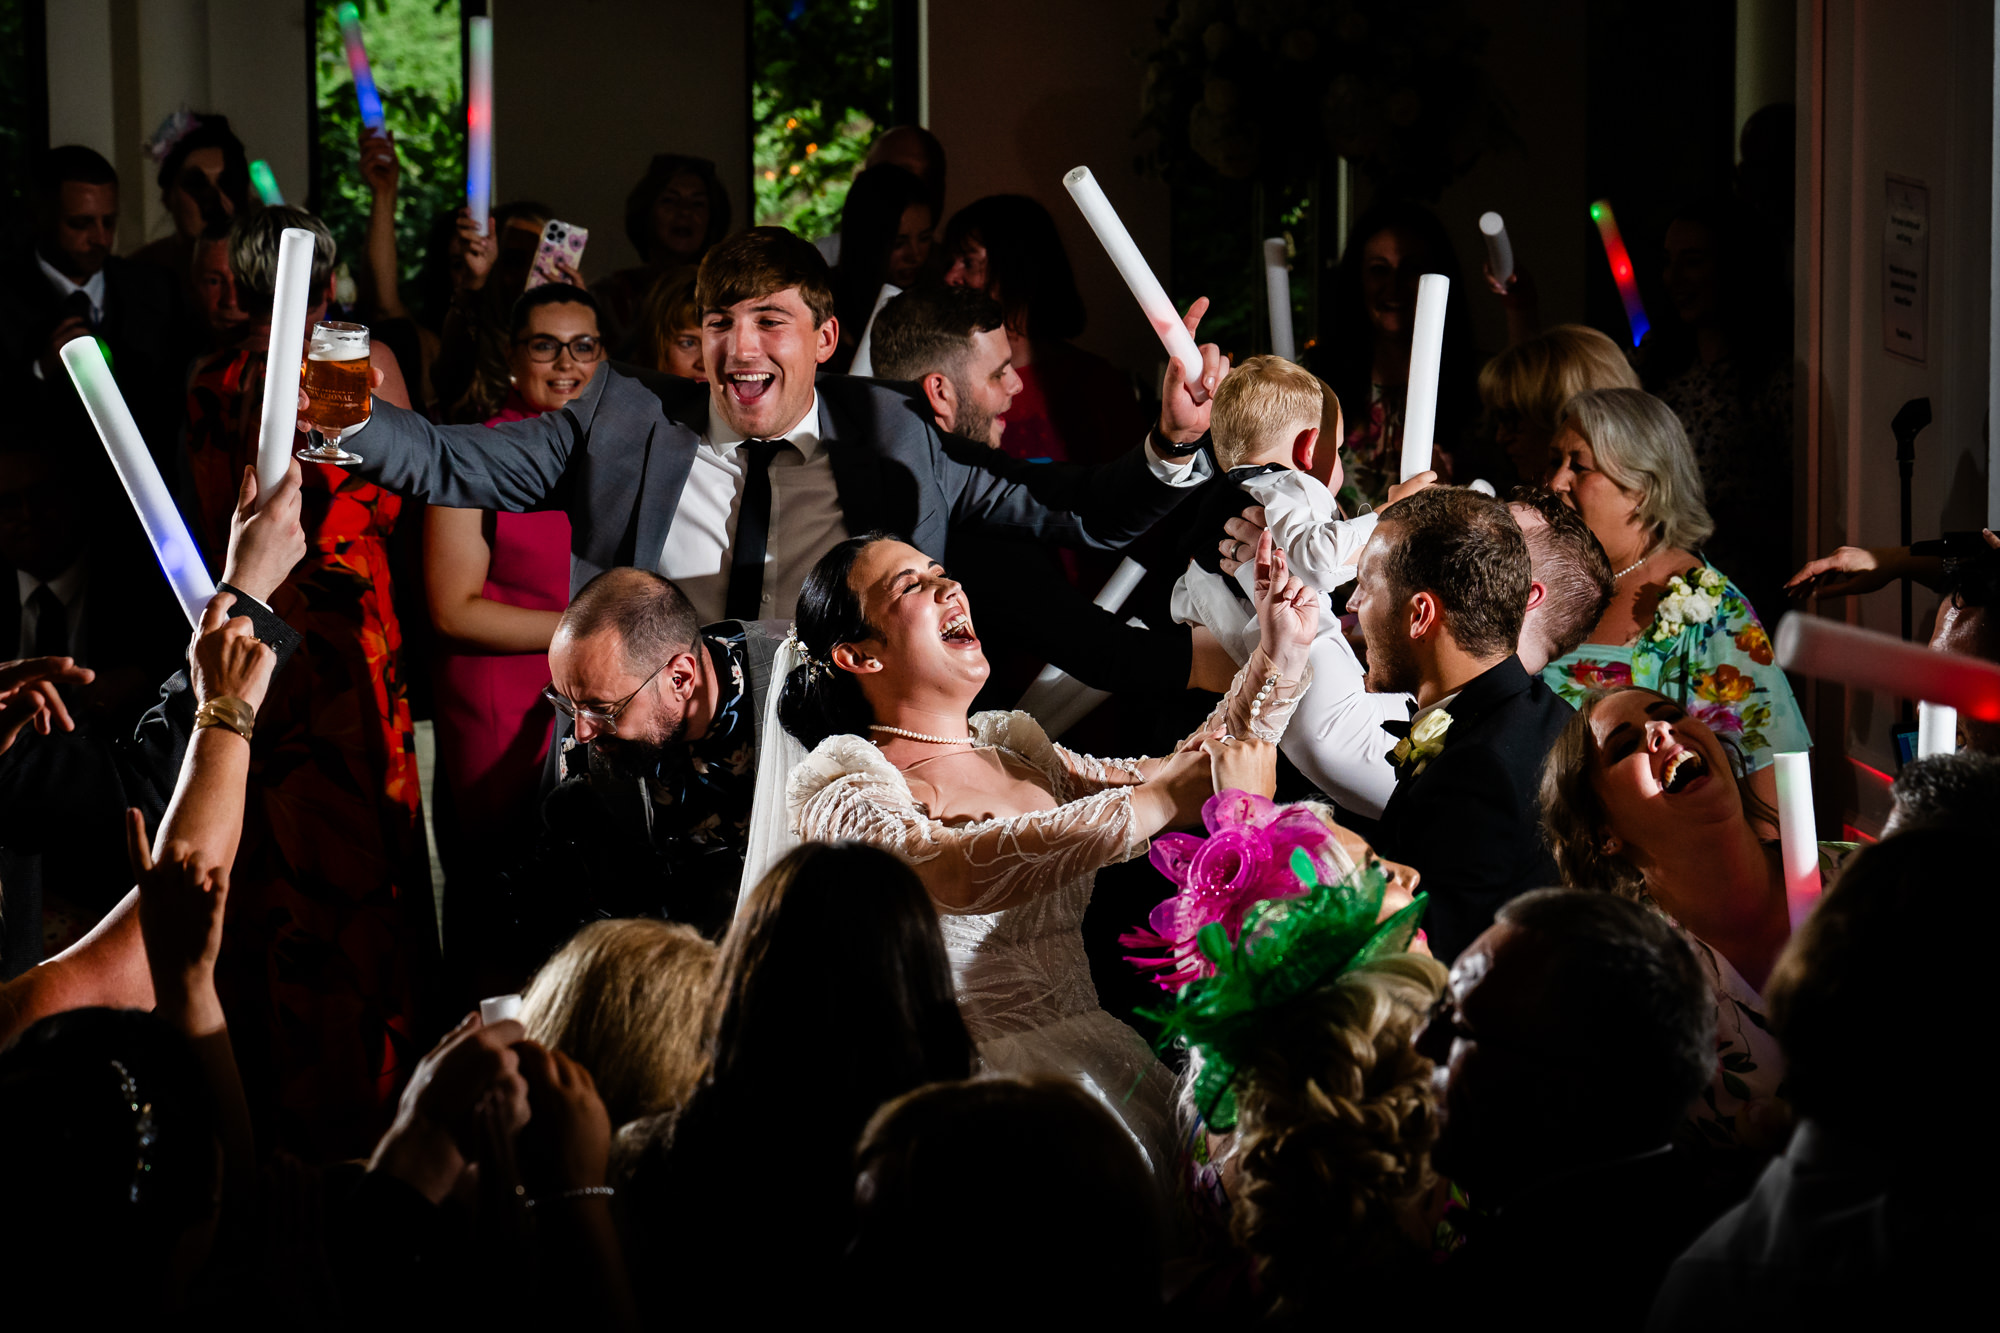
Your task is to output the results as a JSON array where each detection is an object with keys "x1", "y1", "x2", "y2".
[
  {"x1": 1051, "y1": 746, "x2": 1148, "y2": 797},
  {"x1": 1191, "y1": 645, "x2": 1313, "y2": 744},
  {"x1": 795, "y1": 772, "x2": 1148, "y2": 916}
]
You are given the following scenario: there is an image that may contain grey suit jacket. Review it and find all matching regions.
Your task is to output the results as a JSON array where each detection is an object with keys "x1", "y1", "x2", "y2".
[{"x1": 349, "y1": 365, "x2": 1208, "y2": 596}]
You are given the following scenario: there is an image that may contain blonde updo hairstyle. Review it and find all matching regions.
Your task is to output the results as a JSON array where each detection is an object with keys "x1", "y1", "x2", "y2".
[
  {"x1": 1480, "y1": 324, "x2": 1639, "y2": 458},
  {"x1": 1229, "y1": 951, "x2": 1448, "y2": 1318},
  {"x1": 520, "y1": 918, "x2": 718, "y2": 1126},
  {"x1": 1556, "y1": 387, "x2": 1715, "y2": 553}
]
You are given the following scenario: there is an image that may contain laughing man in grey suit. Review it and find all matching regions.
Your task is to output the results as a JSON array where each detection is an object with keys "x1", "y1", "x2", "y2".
[{"x1": 311, "y1": 228, "x2": 1223, "y2": 671}]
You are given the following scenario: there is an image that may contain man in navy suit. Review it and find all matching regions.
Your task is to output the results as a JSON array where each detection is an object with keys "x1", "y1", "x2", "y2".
[
  {"x1": 1347, "y1": 486, "x2": 1572, "y2": 962},
  {"x1": 311, "y1": 227, "x2": 1220, "y2": 691}
]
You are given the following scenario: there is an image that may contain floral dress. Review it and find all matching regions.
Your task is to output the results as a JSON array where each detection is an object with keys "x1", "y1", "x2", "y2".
[
  {"x1": 1538, "y1": 560, "x2": 1809, "y2": 773},
  {"x1": 185, "y1": 344, "x2": 438, "y2": 1161}
]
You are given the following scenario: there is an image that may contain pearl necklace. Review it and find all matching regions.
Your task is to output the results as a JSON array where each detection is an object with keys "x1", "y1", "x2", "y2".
[
  {"x1": 1613, "y1": 547, "x2": 1658, "y2": 583},
  {"x1": 869, "y1": 724, "x2": 978, "y2": 746}
]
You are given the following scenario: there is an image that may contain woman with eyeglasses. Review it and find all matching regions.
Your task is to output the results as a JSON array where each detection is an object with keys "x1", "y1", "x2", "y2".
[{"x1": 425, "y1": 284, "x2": 601, "y2": 938}]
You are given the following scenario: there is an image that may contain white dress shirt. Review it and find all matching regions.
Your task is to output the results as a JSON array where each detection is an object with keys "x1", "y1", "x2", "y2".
[
  {"x1": 16, "y1": 562, "x2": 89, "y2": 661},
  {"x1": 29, "y1": 255, "x2": 107, "y2": 382},
  {"x1": 657, "y1": 390, "x2": 1204, "y2": 625},
  {"x1": 657, "y1": 391, "x2": 850, "y2": 624},
  {"x1": 1278, "y1": 633, "x2": 1416, "y2": 822}
]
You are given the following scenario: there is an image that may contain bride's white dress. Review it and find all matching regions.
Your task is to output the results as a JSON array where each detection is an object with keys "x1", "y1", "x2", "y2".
[{"x1": 785, "y1": 653, "x2": 1307, "y2": 1182}]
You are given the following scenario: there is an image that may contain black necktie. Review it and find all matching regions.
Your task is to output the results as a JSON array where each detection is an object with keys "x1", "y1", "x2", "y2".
[
  {"x1": 30, "y1": 584, "x2": 68, "y2": 659},
  {"x1": 725, "y1": 439, "x2": 792, "y2": 622}
]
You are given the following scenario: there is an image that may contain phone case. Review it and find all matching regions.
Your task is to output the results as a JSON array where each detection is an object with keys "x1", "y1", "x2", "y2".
[{"x1": 527, "y1": 219, "x2": 589, "y2": 289}]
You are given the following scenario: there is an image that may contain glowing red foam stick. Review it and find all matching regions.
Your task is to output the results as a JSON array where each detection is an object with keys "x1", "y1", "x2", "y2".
[
  {"x1": 337, "y1": 3, "x2": 384, "y2": 129},
  {"x1": 1774, "y1": 611, "x2": 2000, "y2": 721},
  {"x1": 466, "y1": 17, "x2": 493, "y2": 237},
  {"x1": 1589, "y1": 199, "x2": 1649, "y2": 347}
]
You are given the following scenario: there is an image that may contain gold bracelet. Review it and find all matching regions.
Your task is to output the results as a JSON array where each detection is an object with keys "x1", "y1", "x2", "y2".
[{"x1": 193, "y1": 695, "x2": 256, "y2": 742}]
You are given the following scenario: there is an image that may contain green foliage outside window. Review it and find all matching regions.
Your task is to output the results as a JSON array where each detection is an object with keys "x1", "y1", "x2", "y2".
[
  {"x1": 750, "y1": 0, "x2": 894, "y2": 239},
  {"x1": 313, "y1": 0, "x2": 463, "y2": 304}
]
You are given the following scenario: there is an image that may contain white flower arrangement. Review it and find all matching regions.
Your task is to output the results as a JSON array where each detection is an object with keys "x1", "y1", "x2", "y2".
[
  {"x1": 1651, "y1": 567, "x2": 1728, "y2": 643},
  {"x1": 1390, "y1": 708, "x2": 1453, "y2": 776}
]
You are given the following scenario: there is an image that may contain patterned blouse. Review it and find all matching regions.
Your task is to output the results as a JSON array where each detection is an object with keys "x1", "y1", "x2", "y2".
[{"x1": 1539, "y1": 560, "x2": 1809, "y2": 773}]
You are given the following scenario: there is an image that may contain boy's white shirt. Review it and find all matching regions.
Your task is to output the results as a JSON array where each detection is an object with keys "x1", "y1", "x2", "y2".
[{"x1": 1168, "y1": 464, "x2": 1406, "y2": 820}]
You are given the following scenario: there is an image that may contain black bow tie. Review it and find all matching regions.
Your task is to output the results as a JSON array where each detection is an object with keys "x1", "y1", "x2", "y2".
[{"x1": 1381, "y1": 718, "x2": 1412, "y2": 740}]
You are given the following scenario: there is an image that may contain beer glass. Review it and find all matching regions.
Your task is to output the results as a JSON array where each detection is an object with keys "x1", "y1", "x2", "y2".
[{"x1": 296, "y1": 321, "x2": 370, "y2": 464}]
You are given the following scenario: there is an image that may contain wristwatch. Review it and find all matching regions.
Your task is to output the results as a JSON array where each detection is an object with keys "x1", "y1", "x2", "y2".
[
  {"x1": 193, "y1": 695, "x2": 256, "y2": 742},
  {"x1": 1151, "y1": 427, "x2": 1209, "y2": 459}
]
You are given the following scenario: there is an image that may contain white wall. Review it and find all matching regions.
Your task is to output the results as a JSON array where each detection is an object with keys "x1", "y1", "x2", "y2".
[
  {"x1": 489, "y1": 0, "x2": 748, "y2": 277},
  {"x1": 42, "y1": 0, "x2": 310, "y2": 254},
  {"x1": 1798, "y1": 0, "x2": 1994, "y2": 833}
]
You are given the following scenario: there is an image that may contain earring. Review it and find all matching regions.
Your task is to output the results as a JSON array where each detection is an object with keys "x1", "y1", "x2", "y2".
[
  {"x1": 1601, "y1": 836, "x2": 1622, "y2": 855},
  {"x1": 509, "y1": 374, "x2": 518, "y2": 385}
]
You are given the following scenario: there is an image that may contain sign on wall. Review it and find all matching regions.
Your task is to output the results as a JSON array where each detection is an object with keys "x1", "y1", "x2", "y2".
[{"x1": 1883, "y1": 175, "x2": 1929, "y2": 363}]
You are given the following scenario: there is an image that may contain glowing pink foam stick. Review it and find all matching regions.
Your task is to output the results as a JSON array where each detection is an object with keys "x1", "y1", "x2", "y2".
[
  {"x1": 1063, "y1": 167, "x2": 1202, "y2": 388},
  {"x1": 1772, "y1": 752, "x2": 1821, "y2": 928},
  {"x1": 1774, "y1": 611, "x2": 2000, "y2": 720}
]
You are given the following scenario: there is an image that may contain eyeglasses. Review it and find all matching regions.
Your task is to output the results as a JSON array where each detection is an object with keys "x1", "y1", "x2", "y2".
[
  {"x1": 516, "y1": 334, "x2": 605, "y2": 364},
  {"x1": 543, "y1": 660, "x2": 669, "y2": 729}
]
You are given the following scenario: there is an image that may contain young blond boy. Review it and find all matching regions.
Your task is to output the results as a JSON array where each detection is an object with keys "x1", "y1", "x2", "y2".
[{"x1": 1172, "y1": 355, "x2": 1431, "y2": 662}]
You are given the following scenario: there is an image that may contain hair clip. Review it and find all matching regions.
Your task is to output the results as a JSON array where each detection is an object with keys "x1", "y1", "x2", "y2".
[
  {"x1": 783, "y1": 627, "x2": 831, "y2": 682},
  {"x1": 108, "y1": 1059, "x2": 157, "y2": 1204},
  {"x1": 144, "y1": 106, "x2": 201, "y2": 165}
]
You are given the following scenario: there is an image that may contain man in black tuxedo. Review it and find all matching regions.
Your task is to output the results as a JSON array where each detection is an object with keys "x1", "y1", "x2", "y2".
[
  {"x1": 0, "y1": 147, "x2": 188, "y2": 475},
  {"x1": 306, "y1": 228, "x2": 1219, "y2": 694},
  {"x1": 1348, "y1": 486, "x2": 1571, "y2": 962}
]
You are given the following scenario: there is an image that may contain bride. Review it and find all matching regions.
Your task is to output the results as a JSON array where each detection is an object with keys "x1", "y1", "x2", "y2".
[{"x1": 774, "y1": 528, "x2": 1317, "y2": 1180}]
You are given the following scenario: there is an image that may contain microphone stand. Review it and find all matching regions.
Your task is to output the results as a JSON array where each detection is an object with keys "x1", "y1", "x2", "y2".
[{"x1": 1890, "y1": 396, "x2": 1931, "y2": 721}]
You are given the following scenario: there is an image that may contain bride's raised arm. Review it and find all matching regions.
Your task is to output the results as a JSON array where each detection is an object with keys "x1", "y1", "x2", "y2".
[{"x1": 1183, "y1": 531, "x2": 1318, "y2": 751}]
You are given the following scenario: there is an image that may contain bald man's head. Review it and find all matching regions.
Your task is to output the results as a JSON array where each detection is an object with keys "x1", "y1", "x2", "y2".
[
  {"x1": 556, "y1": 567, "x2": 701, "y2": 674},
  {"x1": 867, "y1": 126, "x2": 947, "y2": 210}
]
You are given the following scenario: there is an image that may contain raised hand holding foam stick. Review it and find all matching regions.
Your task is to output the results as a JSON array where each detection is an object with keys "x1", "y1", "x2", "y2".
[{"x1": 1064, "y1": 166, "x2": 1203, "y2": 392}]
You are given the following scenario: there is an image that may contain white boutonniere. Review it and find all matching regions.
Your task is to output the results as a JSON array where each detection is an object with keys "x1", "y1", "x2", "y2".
[
  {"x1": 1650, "y1": 567, "x2": 1728, "y2": 643},
  {"x1": 1390, "y1": 708, "x2": 1453, "y2": 776}
]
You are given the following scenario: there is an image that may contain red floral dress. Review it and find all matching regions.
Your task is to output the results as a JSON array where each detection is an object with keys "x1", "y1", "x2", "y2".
[{"x1": 185, "y1": 344, "x2": 438, "y2": 1161}]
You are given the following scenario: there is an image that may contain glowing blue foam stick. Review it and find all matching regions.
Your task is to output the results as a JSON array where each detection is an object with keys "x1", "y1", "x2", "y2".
[{"x1": 59, "y1": 339, "x2": 215, "y2": 625}]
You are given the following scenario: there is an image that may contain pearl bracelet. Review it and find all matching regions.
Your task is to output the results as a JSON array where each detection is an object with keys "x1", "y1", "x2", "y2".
[{"x1": 523, "y1": 1184, "x2": 615, "y2": 1208}]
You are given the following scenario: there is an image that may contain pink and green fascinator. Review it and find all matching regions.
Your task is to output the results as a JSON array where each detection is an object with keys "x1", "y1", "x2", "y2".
[{"x1": 1125, "y1": 790, "x2": 1427, "y2": 1131}]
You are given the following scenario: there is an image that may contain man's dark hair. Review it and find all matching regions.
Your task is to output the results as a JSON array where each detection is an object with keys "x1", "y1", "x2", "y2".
[
  {"x1": 30, "y1": 145, "x2": 118, "y2": 205},
  {"x1": 1941, "y1": 545, "x2": 2000, "y2": 610},
  {"x1": 1377, "y1": 486, "x2": 1532, "y2": 659},
  {"x1": 558, "y1": 568, "x2": 701, "y2": 674},
  {"x1": 1887, "y1": 751, "x2": 2000, "y2": 835},
  {"x1": 940, "y1": 194, "x2": 1086, "y2": 341},
  {"x1": 696, "y1": 225, "x2": 837, "y2": 331},
  {"x1": 1509, "y1": 485, "x2": 1614, "y2": 661},
  {"x1": 1767, "y1": 827, "x2": 1990, "y2": 1140},
  {"x1": 1497, "y1": 889, "x2": 1714, "y2": 1143},
  {"x1": 869, "y1": 283, "x2": 1006, "y2": 383}
]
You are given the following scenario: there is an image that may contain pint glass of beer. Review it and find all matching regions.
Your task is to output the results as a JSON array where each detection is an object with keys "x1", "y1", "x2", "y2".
[{"x1": 296, "y1": 321, "x2": 371, "y2": 464}]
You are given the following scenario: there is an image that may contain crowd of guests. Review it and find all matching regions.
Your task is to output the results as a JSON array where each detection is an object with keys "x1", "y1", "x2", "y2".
[{"x1": 0, "y1": 106, "x2": 1989, "y2": 1326}]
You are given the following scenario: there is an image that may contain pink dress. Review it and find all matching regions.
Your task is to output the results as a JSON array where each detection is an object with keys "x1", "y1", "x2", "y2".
[{"x1": 431, "y1": 396, "x2": 574, "y2": 881}]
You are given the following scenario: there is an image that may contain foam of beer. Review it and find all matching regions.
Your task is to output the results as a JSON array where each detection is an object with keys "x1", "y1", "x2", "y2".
[
  {"x1": 1063, "y1": 167, "x2": 1203, "y2": 389},
  {"x1": 1400, "y1": 273, "x2": 1450, "y2": 482},
  {"x1": 257, "y1": 228, "x2": 319, "y2": 501}
]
